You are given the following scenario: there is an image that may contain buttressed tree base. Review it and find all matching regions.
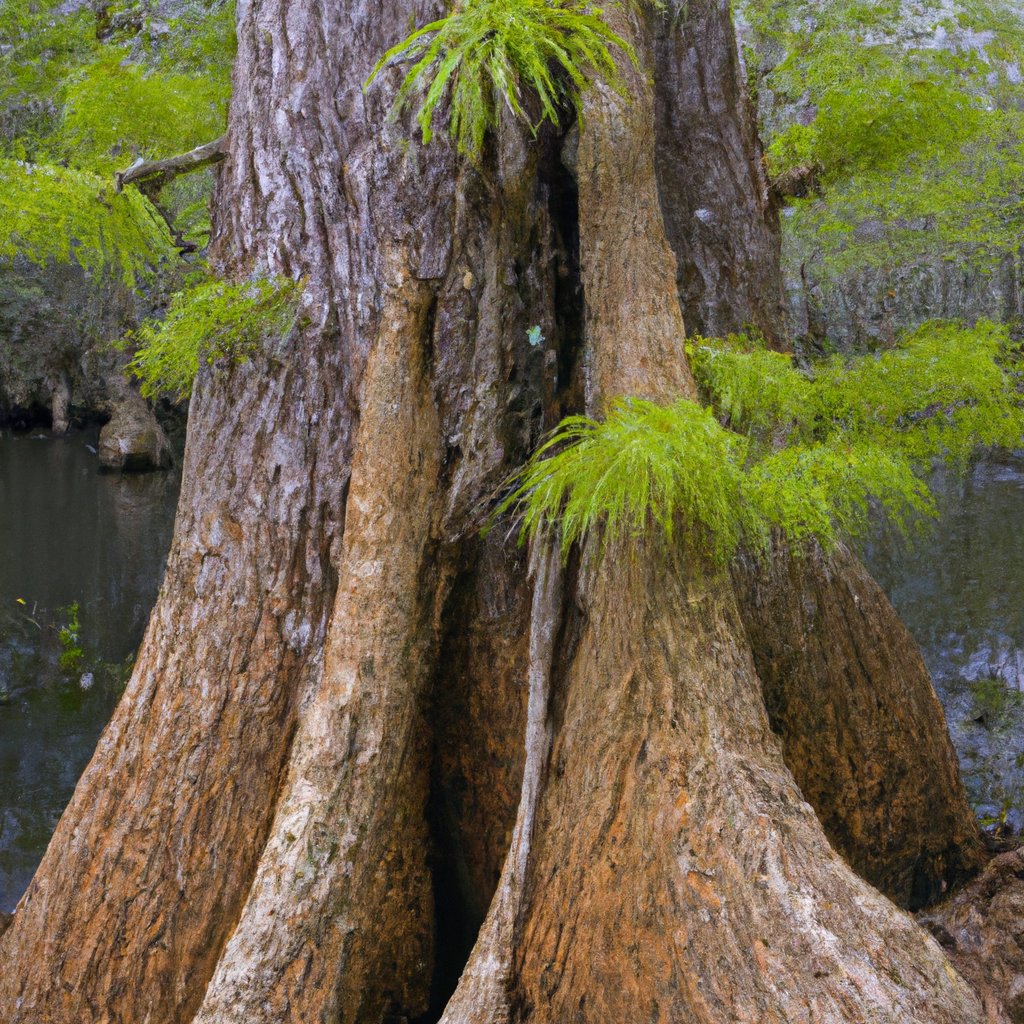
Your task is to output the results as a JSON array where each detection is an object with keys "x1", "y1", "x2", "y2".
[{"x1": 0, "y1": 1, "x2": 1005, "y2": 1022}]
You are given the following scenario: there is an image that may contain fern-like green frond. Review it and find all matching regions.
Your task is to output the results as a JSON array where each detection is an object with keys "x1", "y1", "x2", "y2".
[
  {"x1": 495, "y1": 398, "x2": 751, "y2": 562},
  {"x1": 686, "y1": 334, "x2": 816, "y2": 441},
  {"x1": 497, "y1": 320, "x2": 1024, "y2": 564},
  {"x1": 743, "y1": 441, "x2": 936, "y2": 551},
  {"x1": 126, "y1": 276, "x2": 301, "y2": 402},
  {"x1": 0, "y1": 158, "x2": 175, "y2": 285},
  {"x1": 813, "y1": 320, "x2": 1023, "y2": 467},
  {"x1": 367, "y1": 0, "x2": 636, "y2": 159}
]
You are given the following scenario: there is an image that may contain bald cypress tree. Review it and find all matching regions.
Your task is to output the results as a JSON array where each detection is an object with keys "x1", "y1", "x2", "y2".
[{"x1": 0, "y1": 2, "x2": 998, "y2": 1022}]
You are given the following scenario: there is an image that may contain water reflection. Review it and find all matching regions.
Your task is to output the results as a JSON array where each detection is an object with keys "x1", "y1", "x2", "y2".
[
  {"x1": 0, "y1": 428, "x2": 178, "y2": 911},
  {"x1": 868, "y1": 454, "x2": 1024, "y2": 832}
]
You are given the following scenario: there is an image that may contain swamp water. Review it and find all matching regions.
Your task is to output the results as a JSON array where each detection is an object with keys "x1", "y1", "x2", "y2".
[
  {"x1": 868, "y1": 453, "x2": 1024, "y2": 834},
  {"x1": 0, "y1": 427, "x2": 179, "y2": 912}
]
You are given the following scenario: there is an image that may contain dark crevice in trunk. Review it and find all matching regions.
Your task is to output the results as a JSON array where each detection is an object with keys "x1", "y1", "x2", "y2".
[
  {"x1": 420, "y1": 725, "x2": 489, "y2": 1024},
  {"x1": 422, "y1": 540, "x2": 531, "y2": 1021},
  {"x1": 538, "y1": 133, "x2": 585, "y2": 418}
]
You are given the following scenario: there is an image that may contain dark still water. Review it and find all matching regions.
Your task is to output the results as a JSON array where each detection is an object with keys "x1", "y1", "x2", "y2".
[
  {"x1": 0, "y1": 428, "x2": 179, "y2": 912},
  {"x1": 868, "y1": 454, "x2": 1024, "y2": 833}
]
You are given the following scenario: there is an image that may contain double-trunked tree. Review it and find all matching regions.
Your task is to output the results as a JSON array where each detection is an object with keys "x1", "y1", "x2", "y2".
[{"x1": 0, "y1": 0, "x2": 1000, "y2": 1021}]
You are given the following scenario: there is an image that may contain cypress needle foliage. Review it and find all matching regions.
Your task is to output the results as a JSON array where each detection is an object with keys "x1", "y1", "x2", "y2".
[
  {"x1": 0, "y1": 0, "x2": 235, "y2": 276},
  {"x1": 495, "y1": 399, "x2": 751, "y2": 561},
  {"x1": 126, "y1": 277, "x2": 301, "y2": 402},
  {"x1": 498, "y1": 321, "x2": 1024, "y2": 563},
  {"x1": 743, "y1": 441, "x2": 934, "y2": 551},
  {"x1": 367, "y1": 0, "x2": 635, "y2": 158},
  {"x1": 0, "y1": 159, "x2": 175, "y2": 285}
]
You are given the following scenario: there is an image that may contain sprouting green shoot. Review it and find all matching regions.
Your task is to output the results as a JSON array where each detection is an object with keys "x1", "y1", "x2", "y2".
[
  {"x1": 366, "y1": 0, "x2": 636, "y2": 159},
  {"x1": 494, "y1": 398, "x2": 751, "y2": 562},
  {"x1": 125, "y1": 276, "x2": 301, "y2": 402},
  {"x1": 495, "y1": 320, "x2": 1024, "y2": 564}
]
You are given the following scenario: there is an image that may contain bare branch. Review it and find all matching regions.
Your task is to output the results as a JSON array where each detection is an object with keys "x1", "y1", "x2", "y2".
[{"x1": 115, "y1": 135, "x2": 228, "y2": 197}]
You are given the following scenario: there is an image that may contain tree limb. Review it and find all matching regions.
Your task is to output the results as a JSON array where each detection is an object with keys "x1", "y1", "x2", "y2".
[{"x1": 115, "y1": 135, "x2": 228, "y2": 197}]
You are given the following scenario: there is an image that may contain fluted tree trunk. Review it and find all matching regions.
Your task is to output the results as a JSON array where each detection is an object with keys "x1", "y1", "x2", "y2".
[{"x1": 0, "y1": 1, "x2": 990, "y2": 1023}]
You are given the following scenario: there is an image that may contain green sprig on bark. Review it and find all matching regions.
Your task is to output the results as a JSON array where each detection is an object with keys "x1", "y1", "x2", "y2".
[
  {"x1": 126, "y1": 276, "x2": 301, "y2": 402},
  {"x1": 367, "y1": 0, "x2": 636, "y2": 158},
  {"x1": 498, "y1": 320, "x2": 1024, "y2": 562}
]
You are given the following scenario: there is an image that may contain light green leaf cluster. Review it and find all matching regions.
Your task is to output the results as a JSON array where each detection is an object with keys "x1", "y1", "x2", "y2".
[
  {"x1": 0, "y1": 0, "x2": 97, "y2": 152},
  {"x1": 685, "y1": 336, "x2": 814, "y2": 436},
  {"x1": 744, "y1": 441, "x2": 934, "y2": 550},
  {"x1": 742, "y1": 0, "x2": 1024, "y2": 279},
  {"x1": 813, "y1": 320, "x2": 1024, "y2": 466},
  {"x1": 495, "y1": 399, "x2": 750, "y2": 562},
  {"x1": 0, "y1": 0, "x2": 235, "y2": 278},
  {"x1": 1, "y1": 0, "x2": 234, "y2": 169},
  {"x1": 126, "y1": 277, "x2": 301, "y2": 402},
  {"x1": 0, "y1": 158, "x2": 175, "y2": 285},
  {"x1": 690, "y1": 321, "x2": 1024, "y2": 465},
  {"x1": 56, "y1": 54, "x2": 228, "y2": 176},
  {"x1": 500, "y1": 320, "x2": 1024, "y2": 563},
  {"x1": 367, "y1": 0, "x2": 635, "y2": 158}
]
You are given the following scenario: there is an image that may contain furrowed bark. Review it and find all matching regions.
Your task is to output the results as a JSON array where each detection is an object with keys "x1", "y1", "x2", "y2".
[
  {"x1": 576, "y1": 5, "x2": 696, "y2": 409},
  {"x1": 193, "y1": 259, "x2": 445, "y2": 1023},
  {"x1": 186, "y1": 3, "x2": 564, "y2": 1019},
  {"x1": 514, "y1": 543, "x2": 982, "y2": 1023},
  {"x1": 652, "y1": 0, "x2": 787, "y2": 345},
  {"x1": 734, "y1": 541, "x2": 986, "y2": 910}
]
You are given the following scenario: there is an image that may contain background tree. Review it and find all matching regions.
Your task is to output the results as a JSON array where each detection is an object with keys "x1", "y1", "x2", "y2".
[{"x1": 741, "y1": 0, "x2": 1024, "y2": 345}]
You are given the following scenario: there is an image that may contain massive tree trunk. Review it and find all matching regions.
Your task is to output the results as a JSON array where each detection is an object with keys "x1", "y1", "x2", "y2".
[{"x1": 0, "y1": 1, "x2": 991, "y2": 1022}]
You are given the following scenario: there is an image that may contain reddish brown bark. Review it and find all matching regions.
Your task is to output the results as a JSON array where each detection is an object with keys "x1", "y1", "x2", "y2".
[
  {"x1": 921, "y1": 849, "x2": 1024, "y2": 1023},
  {"x1": 734, "y1": 541, "x2": 986, "y2": 910},
  {"x1": 440, "y1": 6, "x2": 984, "y2": 1024}
]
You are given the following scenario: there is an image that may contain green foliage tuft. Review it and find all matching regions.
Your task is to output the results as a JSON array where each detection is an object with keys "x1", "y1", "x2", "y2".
[
  {"x1": 686, "y1": 335, "x2": 813, "y2": 437},
  {"x1": 57, "y1": 602, "x2": 84, "y2": 674},
  {"x1": 742, "y1": 440, "x2": 935, "y2": 552},
  {"x1": 56, "y1": 55, "x2": 229, "y2": 176},
  {"x1": 498, "y1": 320, "x2": 1024, "y2": 563},
  {"x1": 0, "y1": 0, "x2": 235, "y2": 271},
  {"x1": 494, "y1": 399, "x2": 751, "y2": 562},
  {"x1": 126, "y1": 276, "x2": 301, "y2": 402},
  {"x1": 367, "y1": 0, "x2": 635, "y2": 159},
  {"x1": 0, "y1": 158, "x2": 175, "y2": 285}
]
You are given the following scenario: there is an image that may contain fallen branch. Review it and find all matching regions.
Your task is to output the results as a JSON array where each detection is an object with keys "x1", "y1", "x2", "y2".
[{"x1": 115, "y1": 135, "x2": 228, "y2": 197}]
